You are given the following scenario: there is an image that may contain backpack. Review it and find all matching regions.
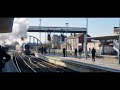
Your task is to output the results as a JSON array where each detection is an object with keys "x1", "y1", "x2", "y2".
[
  {"x1": 4, "y1": 53, "x2": 11, "y2": 62},
  {"x1": 0, "y1": 54, "x2": 11, "y2": 68}
]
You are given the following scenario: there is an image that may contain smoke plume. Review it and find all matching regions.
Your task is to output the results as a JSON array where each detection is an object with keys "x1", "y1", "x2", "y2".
[{"x1": 0, "y1": 18, "x2": 29, "y2": 45}]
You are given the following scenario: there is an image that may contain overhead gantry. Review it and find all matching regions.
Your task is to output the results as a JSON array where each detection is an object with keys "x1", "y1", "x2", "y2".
[{"x1": 27, "y1": 26, "x2": 88, "y2": 59}]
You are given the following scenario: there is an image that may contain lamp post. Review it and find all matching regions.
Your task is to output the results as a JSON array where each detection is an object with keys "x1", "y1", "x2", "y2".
[
  {"x1": 84, "y1": 18, "x2": 88, "y2": 60},
  {"x1": 39, "y1": 19, "x2": 41, "y2": 42},
  {"x1": 118, "y1": 19, "x2": 120, "y2": 64},
  {"x1": 54, "y1": 28, "x2": 55, "y2": 55},
  {"x1": 66, "y1": 23, "x2": 68, "y2": 57},
  {"x1": 45, "y1": 30, "x2": 46, "y2": 45}
]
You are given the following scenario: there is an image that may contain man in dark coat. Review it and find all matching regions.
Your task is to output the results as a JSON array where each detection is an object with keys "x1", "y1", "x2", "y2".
[
  {"x1": 0, "y1": 45, "x2": 11, "y2": 72},
  {"x1": 74, "y1": 48, "x2": 77, "y2": 58},
  {"x1": 78, "y1": 47, "x2": 83, "y2": 59},
  {"x1": 41, "y1": 47, "x2": 44, "y2": 54},
  {"x1": 63, "y1": 48, "x2": 66, "y2": 57},
  {"x1": 91, "y1": 47, "x2": 96, "y2": 62}
]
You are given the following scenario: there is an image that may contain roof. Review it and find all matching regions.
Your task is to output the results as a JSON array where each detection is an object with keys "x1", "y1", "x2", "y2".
[
  {"x1": 87, "y1": 35, "x2": 119, "y2": 40},
  {"x1": 67, "y1": 33, "x2": 91, "y2": 39},
  {"x1": 114, "y1": 27, "x2": 120, "y2": 28},
  {"x1": 114, "y1": 27, "x2": 120, "y2": 30},
  {"x1": 67, "y1": 33, "x2": 84, "y2": 39}
]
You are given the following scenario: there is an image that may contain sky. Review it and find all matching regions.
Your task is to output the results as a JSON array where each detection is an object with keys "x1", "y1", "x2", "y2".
[
  {"x1": 27, "y1": 18, "x2": 120, "y2": 43},
  {"x1": 0, "y1": 18, "x2": 119, "y2": 45}
]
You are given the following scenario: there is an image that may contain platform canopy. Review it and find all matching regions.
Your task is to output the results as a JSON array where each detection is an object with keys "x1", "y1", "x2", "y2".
[
  {"x1": 27, "y1": 26, "x2": 87, "y2": 33},
  {"x1": 0, "y1": 18, "x2": 14, "y2": 33},
  {"x1": 87, "y1": 35, "x2": 119, "y2": 40}
]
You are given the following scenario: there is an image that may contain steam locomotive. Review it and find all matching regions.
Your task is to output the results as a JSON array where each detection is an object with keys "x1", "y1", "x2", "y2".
[{"x1": 16, "y1": 43, "x2": 34, "y2": 55}]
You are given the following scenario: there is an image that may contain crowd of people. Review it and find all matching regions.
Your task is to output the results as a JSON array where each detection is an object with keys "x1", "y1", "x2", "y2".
[
  {"x1": 62, "y1": 47, "x2": 96, "y2": 62},
  {"x1": 38, "y1": 47, "x2": 47, "y2": 54},
  {"x1": 38, "y1": 46, "x2": 96, "y2": 62}
]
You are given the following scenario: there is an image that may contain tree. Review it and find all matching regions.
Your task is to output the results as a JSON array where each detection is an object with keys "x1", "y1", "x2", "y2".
[{"x1": 52, "y1": 35, "x2": 60, "y2": 45}]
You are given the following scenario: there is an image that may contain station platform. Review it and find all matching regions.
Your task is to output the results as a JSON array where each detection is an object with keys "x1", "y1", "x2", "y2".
[
  {"x1": 2, "y1": 53, "x2": 119, "y2": 72},
  {"x1": 2, "y1": 58, "x2": 18, "y2": 72},
  {"x1": 35, "y1": 53, "x2": 120, "y2": 72}
]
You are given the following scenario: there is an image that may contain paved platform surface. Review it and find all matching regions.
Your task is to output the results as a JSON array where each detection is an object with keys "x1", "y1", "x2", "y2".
[
  {"x1": 41, "y1": 53, "x2": 120, "y2": 71},
  {"x1": 2, "y1": 59, "x2": 18, "y2": 72}
]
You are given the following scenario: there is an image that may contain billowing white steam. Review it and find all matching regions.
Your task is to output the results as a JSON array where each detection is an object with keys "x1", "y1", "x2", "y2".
[{"x1": 0, "y1": 18, "x2": 29, "y2": 46}]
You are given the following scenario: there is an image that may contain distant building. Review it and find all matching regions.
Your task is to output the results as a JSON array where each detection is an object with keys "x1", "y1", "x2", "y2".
[
  {"x1": 86, "y1": 27, "x2": 120, "y2": 55},
  {"x1": 60, "y1": 27, "x2": 119, "y2": 56},
  {"x1": 114, "y1": 27, "x2": 120, "y2": 35},
  {"x1": 16, "y1": 45, "x2": 22, "y2": 53},
  {"x1": 61, "y1": 33, "x2": 91, "y2": 51},
  {"x1": 87, "y1": 39, "x2": 116, "y2": 55}
]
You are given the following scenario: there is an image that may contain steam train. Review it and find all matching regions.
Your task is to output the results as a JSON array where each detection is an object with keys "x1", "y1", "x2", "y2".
[{"x1": 16, "y1": 43, "x2": 35, "y2": 55}]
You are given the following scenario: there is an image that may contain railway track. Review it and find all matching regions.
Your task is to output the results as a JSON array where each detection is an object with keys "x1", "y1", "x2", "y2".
[
  {"x1": 12, "y1": 53, "x2": 21, "y2": 72},
  {"x1": 28, "y1": 55, "x2": 75, "y2": 72},
  {"x1": 13, "y1": 53, "x2": 75, "y2": 72},
  {"x1": 13, "y1": 53, "x2": 36, "y2": 72}
]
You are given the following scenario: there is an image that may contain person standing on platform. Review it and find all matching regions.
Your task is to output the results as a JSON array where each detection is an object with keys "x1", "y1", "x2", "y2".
[
  {"x1": 41, "y1": 47, "x2": 44, "y2": 54},
  {"x1": 78, "y1": 47, "x2": 83, "y2": 59},
  {"x1": 91, "y1": 47, "x2": 96, "y2": 62},
  {"x1": 63, "y1": 48, "x2": 66, "y2": 57},
  {"x1": 74, "y1": 48, "x2": 77, "y2": 58}
]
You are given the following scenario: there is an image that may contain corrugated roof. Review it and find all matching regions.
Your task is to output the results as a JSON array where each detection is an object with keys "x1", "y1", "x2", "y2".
[
  {"x1": 87, "y1": 35, "x2": 119, "y2": 40},
  {"x1": 114, "y1": 27, "x2": 119, "y2": 28}
]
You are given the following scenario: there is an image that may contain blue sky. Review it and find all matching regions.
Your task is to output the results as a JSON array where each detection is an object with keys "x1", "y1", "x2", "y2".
[{"x1": 27, "y1": 18, "x2": 120, "y2": 43}]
